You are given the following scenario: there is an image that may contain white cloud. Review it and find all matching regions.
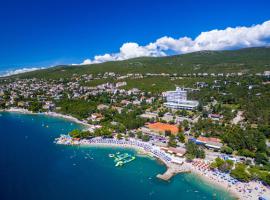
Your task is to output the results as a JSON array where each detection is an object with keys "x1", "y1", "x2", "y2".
[
  {"x1": 0, "y1": 67, "x2": 45, "y2": 77},
  {"x1": 82, "y1": 20, "x2": 270, "y2": 64},
  {"x1": 80, "y1": 42, "x2": 166, "y2": 65},
  {"x1": 81, "y1": 59, "x2": 92, "y2": 65},
  {"x1": 2, "y1": 20, "x2": 270, "y2": 76}
]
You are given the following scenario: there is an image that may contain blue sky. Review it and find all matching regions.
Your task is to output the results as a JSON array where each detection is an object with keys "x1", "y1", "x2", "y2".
[{"x1": 0, "y1": 0, "x2": 270, "y2": 74}]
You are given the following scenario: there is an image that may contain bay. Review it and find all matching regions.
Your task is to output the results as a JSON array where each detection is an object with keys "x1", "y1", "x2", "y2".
[{"x1": 0, "y1": 112, "x2": 235, "y2": 200}]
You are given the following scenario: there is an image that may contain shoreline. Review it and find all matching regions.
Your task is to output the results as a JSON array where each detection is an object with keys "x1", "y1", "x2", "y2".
[
  {"x1": 2, "y1": 107, "x2": 270, "y2": 200},
  {"x1": 0, "y1": 107, "x2": 92, "y2": 129},
  {"x1": 55, "y1": 136, "x2": 241, "y2": 199}
]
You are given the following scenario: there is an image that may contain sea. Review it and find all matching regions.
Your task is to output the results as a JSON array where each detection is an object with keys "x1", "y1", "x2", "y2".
[{"x1": 0, "y1": 112, "x2": 235, "y2": 200}]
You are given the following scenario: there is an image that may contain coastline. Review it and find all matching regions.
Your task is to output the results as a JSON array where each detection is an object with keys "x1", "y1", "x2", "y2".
[
  {"x1": 55, "y1": 136, "x2": 241, "y2": 199},
  {"x1": 2, "y1": 107, "x2": 270, "y2": 200},
  {"x1": 0, "y1": 107, "x2": 92, "y2": 129}
]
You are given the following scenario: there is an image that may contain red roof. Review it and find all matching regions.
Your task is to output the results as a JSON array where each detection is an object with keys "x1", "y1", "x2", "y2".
[{"x1": 147, "y1": 122, "x2": 179, "y2": 134}]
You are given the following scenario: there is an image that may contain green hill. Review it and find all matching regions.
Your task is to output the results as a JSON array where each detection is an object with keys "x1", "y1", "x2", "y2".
[{"x1": 8, "y1": 47, "x2": 270, "y2": 79}]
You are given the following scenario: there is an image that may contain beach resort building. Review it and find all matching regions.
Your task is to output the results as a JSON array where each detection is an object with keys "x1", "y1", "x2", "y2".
[
  {"x1": 191, "y1": 136, "x2": 223, "y2": 150},
  {"x1": 163, "y1": 87, "x2": 199, "y2": 110}
]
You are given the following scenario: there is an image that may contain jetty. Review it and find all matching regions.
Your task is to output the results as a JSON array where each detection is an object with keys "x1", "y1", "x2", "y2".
[{"x1": 157, "y1": 163, "x2": 191, "y2": 181}]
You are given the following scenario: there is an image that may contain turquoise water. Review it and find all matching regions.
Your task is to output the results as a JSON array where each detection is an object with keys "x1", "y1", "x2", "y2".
[{"x1": 0, "y1": 112, "x2": 235, "y2": 200}]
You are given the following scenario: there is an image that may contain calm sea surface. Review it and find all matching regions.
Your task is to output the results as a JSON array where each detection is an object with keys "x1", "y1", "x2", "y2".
[{"x1": 0, "y1": 112, "x2": 235, "y2": 200}]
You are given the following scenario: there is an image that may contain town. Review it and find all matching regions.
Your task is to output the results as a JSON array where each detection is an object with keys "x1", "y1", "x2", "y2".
[{"x1": 1, "y1": 70, "x2": 270, "y2": 199}]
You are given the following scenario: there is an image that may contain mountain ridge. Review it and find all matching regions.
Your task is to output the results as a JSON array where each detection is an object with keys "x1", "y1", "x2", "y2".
[{"x1": 4, "y1": 47, "x2": 270, "y2": 79}]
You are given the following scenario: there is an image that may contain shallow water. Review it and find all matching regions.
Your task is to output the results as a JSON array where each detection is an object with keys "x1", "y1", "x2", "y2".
[{"x1": 0, "y1": 112, "x2": 235, "y2": 200}]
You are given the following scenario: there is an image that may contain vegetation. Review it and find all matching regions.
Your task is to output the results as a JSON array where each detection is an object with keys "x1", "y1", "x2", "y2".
[
  {"x1": 168, "y1": 135, "x2": 177, "y2": 147},
  {"x1": 56, "y1": 99, "x2": 97, "y2": 120},
  {"x1": 142, "y1": 134, "x2": 150, "y2": 142},
  {"x1": 248, "y1": 166, "x2": 270, "y2": 185},
  {"x1": 220, "y1": 146, "x2": 233, "y2": 154},
  {"x1": 177, "y1": 133, "x2": 185, "y2": 143},
  {"x1": 68, "y1": 126, "x2": 112, "y2": 139},
  {"x1": 185, "y1": 141, "x2": 205, "y2": 160},
  {"x1": 230, "y1": 163, "x2": 251, "y2": 182},
  {"x1": 210, "y1": 157, "x2": 233, "y2": 172},
  {"x1": 222, "y1": 126, "x2": 267, "y2": 157},
  {"x1": 100, "y1": 108, "x2": 146, "y2": 130},
  {"x1": 9, "y1": 47, "x2": 270, "y2": 80}
]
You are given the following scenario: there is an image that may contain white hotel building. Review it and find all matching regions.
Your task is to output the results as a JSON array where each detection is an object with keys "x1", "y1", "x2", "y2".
[{"x1": 163, "y1": 87, "x2": 199, "y2": 110}]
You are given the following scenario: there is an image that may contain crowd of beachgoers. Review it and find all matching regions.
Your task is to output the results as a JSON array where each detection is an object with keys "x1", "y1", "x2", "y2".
[{"x1": 187, "y1": 159, "x2": 270, "y2": 200}]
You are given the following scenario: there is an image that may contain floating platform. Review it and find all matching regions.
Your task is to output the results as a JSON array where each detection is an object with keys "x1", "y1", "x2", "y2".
[{"x1": 110, "y1": 153, "x2": 136, "y2": 167}]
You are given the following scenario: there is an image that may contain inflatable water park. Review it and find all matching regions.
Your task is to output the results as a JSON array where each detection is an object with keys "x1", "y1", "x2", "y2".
[{"x1": 109, "y1": 152, "x2": 136, "y2": 167}]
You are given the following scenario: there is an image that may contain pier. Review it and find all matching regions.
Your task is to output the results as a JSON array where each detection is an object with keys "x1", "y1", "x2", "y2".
[{"x1": 157, "y1": 163, "x2": 191, "y2": 181}]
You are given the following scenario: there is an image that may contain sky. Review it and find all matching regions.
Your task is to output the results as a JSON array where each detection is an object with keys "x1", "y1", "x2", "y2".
[{"x1": 0, "y1": 0, "x2": 270, "y2": 76}]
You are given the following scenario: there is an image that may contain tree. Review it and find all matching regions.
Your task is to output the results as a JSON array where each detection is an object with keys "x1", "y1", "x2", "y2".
[
  {"x1": 222, "y1": 126, "x2": 266, "y2": 157},
  {"x1": 177, "y1": 133, "x2": 185, "y2": 143},
  {"x1": 255, "y1": 152, "x2": 269, "y2": 165},
  {"x1": 117, "y1": 133, "x2": 123, "y2": 140},
  {"x1": 69, "y1": 129, "x2": 82, "y2": 138},
  {"x1": 238, "y1": 149, "x2": 255, "y2": 158},
  {"x1": 197, "y1": 149, "x2": 205, "y2": 159},
  {"x1": 94, "y1": 127, "x2": 112, "y2": 137},
  {"x1": 182, "y1": 120, "x2": 189, "y2": 131},
  {"x1": 168, "y1": 135, "x2": 177, "y2": 147},
  {"x1": 128, "y1": 132, "x2": 135, "y2": 138},
  {"x1": 210, "y1": 158, "x2": 233, "y2": 172},
  {"x1": 259, "y1": 125, "x2": 270, "y2": 139},
  {"x1": 230, "y1": 163, "x2": 251, "y2": 182},
  {"x1": 80, "y1": 131, "x2": 92, "y2": 138},
  {"x1": 185, "y1": 141, "x2": 205, "y2": 159},
  {"x1": 142, "y1": 134, "x2": 150, "y2": 142},
  {"x1": 185, "y1": 153, "x2": 195, "y2": 162},
  {"x1": 137, "y1": 131, "x2": 143, "y2": 139},
  {"x1": 28, "y1": 101, "x2": 43, "y2": 112},
  {"x1": 261, "y1": 174, "x2": 270, "y2": 186},
  {"x1": 221, "y1": 146, "x2": 233, "y2": 154}
]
